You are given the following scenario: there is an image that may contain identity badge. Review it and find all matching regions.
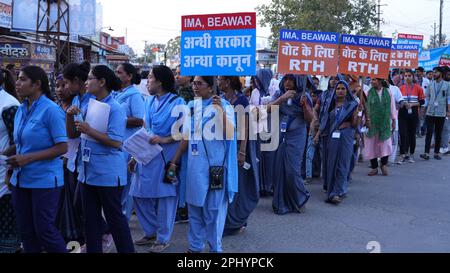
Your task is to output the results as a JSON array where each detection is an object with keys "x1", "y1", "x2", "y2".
[
  {"x1": 281, "y1": 122, "x2": 287, "y2": 133},
  {"x1": 191, "y1": 143, "x2": 199, "y2": 156},
  {"x1": 332, "y1": 131, "x2": 341, "y2": 139},
  {"x1": 82, "y1": 147, "x2": 91, "y2": 162}
]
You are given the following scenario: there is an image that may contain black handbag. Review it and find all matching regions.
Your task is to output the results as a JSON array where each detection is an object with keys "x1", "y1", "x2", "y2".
[{"x1": 202, "y1": 138, "x2": 228, "y2": 190}]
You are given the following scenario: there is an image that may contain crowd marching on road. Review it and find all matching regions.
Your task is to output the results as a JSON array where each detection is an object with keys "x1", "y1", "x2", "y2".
[{"x1": 0, "y1": 61, "x2": 450, "y2": 253}]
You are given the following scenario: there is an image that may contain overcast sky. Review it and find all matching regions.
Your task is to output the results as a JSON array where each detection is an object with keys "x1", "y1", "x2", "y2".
[{"x1": 99, "y1": 0, "x2": 449, "y2": 54}]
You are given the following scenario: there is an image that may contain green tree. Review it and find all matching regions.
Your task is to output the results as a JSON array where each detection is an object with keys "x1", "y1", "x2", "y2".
[
  {"x1": 257, "y1": 0, "x2": 379, "y2": 49},
  {"x1": 426, "y1": 33, "x2": 448, "y2": 49},
  {"x1": 142, "y1": 43, "x2": 166, "y2": 64},
  {"x1": 166, "y1": 36, "x2": 181, "y2": 59}
]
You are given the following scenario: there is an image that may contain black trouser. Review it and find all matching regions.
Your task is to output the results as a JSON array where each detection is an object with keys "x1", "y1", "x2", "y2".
[
  {"x1": 424, "y1": 115, "x2": 446, "y2": 154},
  {"x1": 399, "y1": 114, "x2": 418, "y2": 155},
  {"x1": 370, "y1": 156, "x2": 389, "y2": 169},
  {"x1": 80, "y1": 183, "x2": 135, "y2": 253}
]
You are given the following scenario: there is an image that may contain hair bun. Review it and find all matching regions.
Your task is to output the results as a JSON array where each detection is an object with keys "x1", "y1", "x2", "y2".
[{"x1": 79, "y1": 61, "x2": 91, "y2": 73}]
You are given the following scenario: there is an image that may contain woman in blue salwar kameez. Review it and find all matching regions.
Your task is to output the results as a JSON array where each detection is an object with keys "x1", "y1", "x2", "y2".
[
  {"x1": 168, "y1": 76, "x2": 238, "y2": 253},
  {"x1": 128, "y1": 65, "x2": 185, "y2": 252}
]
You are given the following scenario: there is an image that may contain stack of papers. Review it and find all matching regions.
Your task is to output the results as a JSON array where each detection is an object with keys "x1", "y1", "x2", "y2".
[{"x1": 123, "y1": 128, "x2": 163, "y2": 165}]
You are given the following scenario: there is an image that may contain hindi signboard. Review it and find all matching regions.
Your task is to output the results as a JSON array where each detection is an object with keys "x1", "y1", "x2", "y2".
[
  {"x1": 180, "y1": 12, "x2": 256, "y2": 76},
  {"x1": 277, "y1": 29, "x2": 339, "y2": 76},
  {"x1": 390, "y1": 44, "x2": 419, "y2": 69},
  {"x1": 339, "y1": 34, "x2": 392, "y2": 79},
  {"x1": 397, "y1": 33, "x2": 424, "y2": 49},
  {"x1": 0, "y1": 42, "x2": 30, "y2": 58}
]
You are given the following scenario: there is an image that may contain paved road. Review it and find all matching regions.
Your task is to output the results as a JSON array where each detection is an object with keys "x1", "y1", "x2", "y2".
[{"x1": 123, "y1": 138, "x2": 450, "y2": 253}]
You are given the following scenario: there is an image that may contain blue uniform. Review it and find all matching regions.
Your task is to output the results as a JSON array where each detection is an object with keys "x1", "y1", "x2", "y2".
[
  {"x1": 11, "y1": 95, "x2": 67, "y2": 253},
  {"x1": 112, "y1": 85, "x2": 145, "y2": 220},
  {"x1": 71, "y1": 93, "x2": 95, "y2": 174},
  {"x1": 78, "y1": 94, "x2": 127, "y2": 186},
  {"x1": 130, "y1": 92, "x2": 185, "y2": 244},
  {"x1": 112, "y1": 85, "x2": 145, "y2": 140},
  {"x1": 12, "y1": 95, "x2": 67, "y2": 188},
  {"x1": 179, "y1": 98, "x2": 238, "y2": 252},
  {"x1": 77, "y1": 94, "x2": 134, "y2": 253}
]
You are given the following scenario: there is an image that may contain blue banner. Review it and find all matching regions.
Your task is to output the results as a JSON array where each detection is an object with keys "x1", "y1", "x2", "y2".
[
  {"x1": 391, "y1": 44, "x2": 419, "y2": 51},
  {"x1": 279, "y1": 29, "x2": 339, "y2": 44},
  {"x1": 341, "y1": 34, "x2": 392, "y2": 49},
  {"x1": 419, "y1": 46, "x2": 450, "y2": 71},
  {"x1": 181, "y1": 29, "x2": 256, "y2": 76}
]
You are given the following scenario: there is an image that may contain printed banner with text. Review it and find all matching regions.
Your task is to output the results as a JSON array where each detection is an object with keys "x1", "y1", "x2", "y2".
[
  {"x1": 339, "y1": 34, "x2": 392, "y2": 79},
  {"x1": 390, "y1": 44, "x2": 419, "y2": 69},
  {"x1": 277, "y1": 29, "x2": 339, "y2": 76},
  {"x1": 396, "y1": 33, "x2": 424, "y2": 51},
  {"x1": 180, "y1": 12, "x2": 256, "y2": 76}
]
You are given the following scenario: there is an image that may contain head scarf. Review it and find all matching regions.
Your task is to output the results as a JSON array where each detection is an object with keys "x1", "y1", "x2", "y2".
[
  {"x1": 278, "y1": 74, "x2": 313, "y2": 116},
  {"x1": 254, "y1": 69, "x2": 273, "y2": 97},
  {"x1": 328, "y1": 80, "x2": 358, "y2": 133}
]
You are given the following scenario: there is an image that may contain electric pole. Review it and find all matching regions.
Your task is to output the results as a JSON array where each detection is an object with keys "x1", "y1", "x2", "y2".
[
  {"x1": 376, "y1": 0, "x2": 387, "y2": 34},
  {"x1": 432, "y1": 22, "x2": 438, "y2": 48},
  {"x1": 143, "y1": 40, "x2": 148, "y2": 64},
  {"x1": 439, "y1": 0, "x2": 443, "y2": 47}
]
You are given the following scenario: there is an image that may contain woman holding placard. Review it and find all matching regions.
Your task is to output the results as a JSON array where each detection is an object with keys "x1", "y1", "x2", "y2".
[
  {"x1": 128, "y1": 65, "x2": 185, "y2": 252},
  {"x1": 167, "y1": 76, "x2": 238, "y2": 253},
  {"x1": 268, "y1": 74, "x2": 313, "y2": 215},
  {"x1": 67, "y1": 65, "x2": 134, "y2": 253}
]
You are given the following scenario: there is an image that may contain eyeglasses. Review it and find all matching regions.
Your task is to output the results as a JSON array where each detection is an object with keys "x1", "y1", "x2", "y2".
[{"x1": 191, "y1": 81, "x2": 208, "y2": 87}]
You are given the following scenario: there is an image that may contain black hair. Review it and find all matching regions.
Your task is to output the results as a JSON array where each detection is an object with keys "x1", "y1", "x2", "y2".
[
  {"x1": 404, "y1": 69, "x2": 416, "y2": 83},
  {"x1": 426, "y1": 70, "x2": 434, "y2": 75},
  {"x1": 388, "y1": 72, "x2": 395, "y2": 86},
  {"x1": 6, "y1": 64, "x2": 15, "y2": 71},
  {"x1": 21, "y1": 66, "x2": 52, "y2": 99},
  {"x1": 312, "y1": 76, "x2": 320, "y2": 82},
  {"x1": 221, "y1": 76, "x2": 242, "y2": 91},
  {"x1": 141, "y1": 70, "x2": 150, "y2": 80},
  {"x1": 151, "y1": 65, "x2": 176, "y2": 93},
  {"x1": 198, "y1": 76, "x2": 215, "y2": 87},
  {"x1": 0, "y1": 68, "x2": 17, "y2": 98},
  {"x1": 120, "y1": 63, "x2": 141, "y2": 85},
  {"x1": 380, "y1": 78, "x2": 389, "y2": 89},
  {"x1": 416, "y1": 67, "x2": 425, "y2": 72},
  {"x1": 91, "y1": 65, "x2": 122, "y2": 92},
  {"x1": 62, "y1": 61, "x2": 90, "y2": 82}
]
